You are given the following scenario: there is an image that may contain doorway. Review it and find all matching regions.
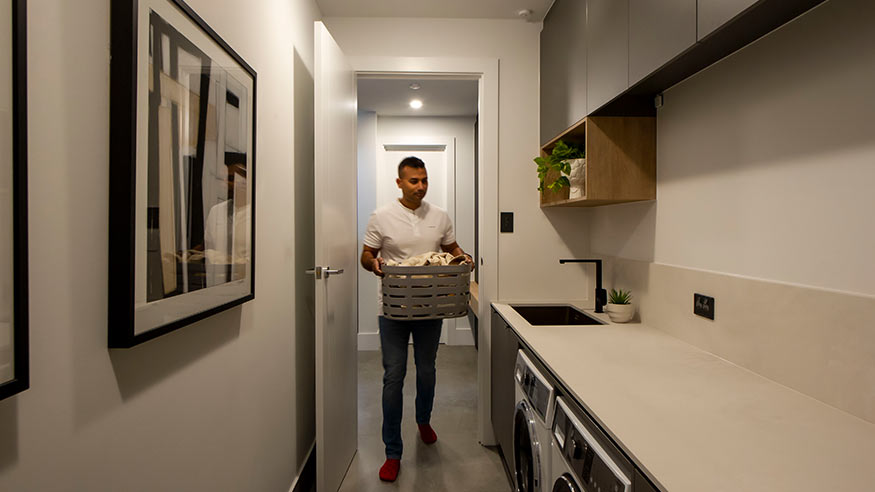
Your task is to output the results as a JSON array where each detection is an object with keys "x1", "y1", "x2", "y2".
[
  {"x1": 337, "y1": 73, "x2": 508, "y2": 489},
  {"x1": 355, "y1": 75, "x2": 478, "y2": 349}
]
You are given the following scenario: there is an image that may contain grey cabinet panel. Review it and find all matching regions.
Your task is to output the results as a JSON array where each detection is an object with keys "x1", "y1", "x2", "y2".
[
  {"x1": 587, "y1": 0, "x2": 629, "y2": 114},
  {"x1": 490, "y1": 309, "x2": 518, "y2": 468},
  {"x1": 540, "y1": 0, "x2": 587, "y2": 145},
  {"x1": 698, "y1": 0, "x2": 759, "y2": 40},
  {"x1": 629, "y1": 0, "x2": 696, "y2": 86}
]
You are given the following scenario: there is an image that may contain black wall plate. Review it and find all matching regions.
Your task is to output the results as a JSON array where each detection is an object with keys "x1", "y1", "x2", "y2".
[
  {"x1": 500, "y1": 212, "x2": 513, "y2": 233},
  {"x1": 694, "y1": 293, "x2": 715, "y2": 320}
]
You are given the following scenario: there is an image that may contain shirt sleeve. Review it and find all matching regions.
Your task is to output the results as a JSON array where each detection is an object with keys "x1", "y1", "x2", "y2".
[
  {"x1": 363, "y1": 212, "x2": 383, "y2": 249},
  {"x1": 440, "y1": 212, "x2": 456, "y2": 246}
]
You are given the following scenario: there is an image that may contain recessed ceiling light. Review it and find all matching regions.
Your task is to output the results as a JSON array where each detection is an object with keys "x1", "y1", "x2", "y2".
[
  {"x1": 409, "y1": 83, "x2": 421, "y2": 90},
  {"x1": 409, "y1": 99, "x2": 423, "y2": 109}
]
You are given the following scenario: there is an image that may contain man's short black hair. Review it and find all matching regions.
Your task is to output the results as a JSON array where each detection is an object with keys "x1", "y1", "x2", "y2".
[{"x1": 398, "y1": 156, "x2": 426, "y2": 178}]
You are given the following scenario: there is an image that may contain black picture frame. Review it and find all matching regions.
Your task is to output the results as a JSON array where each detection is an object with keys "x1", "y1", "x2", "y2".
[
  {"x1": 0, "y1": 0, "x2": 29, "y2": 401},
  {"x1": 109, "y1": 0, "x2": 256, "y2": 348}
]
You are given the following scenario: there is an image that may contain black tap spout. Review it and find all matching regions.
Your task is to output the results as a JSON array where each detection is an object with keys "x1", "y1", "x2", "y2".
[{"x1": 559, "y1": 259, "x2": 607, "y2": 313}]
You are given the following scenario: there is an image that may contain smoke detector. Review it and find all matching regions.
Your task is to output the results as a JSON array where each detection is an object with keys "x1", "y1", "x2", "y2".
[{"x1": 517, "y1": 9, "x2": 533, "y2": 21}]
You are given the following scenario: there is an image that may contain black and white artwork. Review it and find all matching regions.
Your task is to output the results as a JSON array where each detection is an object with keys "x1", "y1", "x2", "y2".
[
  {"x1": 0, "y1": 0, "x2": 28, "y2": 401},
  {"x1": 109, "y1": 0, "x2": 255, "y2": 347}
]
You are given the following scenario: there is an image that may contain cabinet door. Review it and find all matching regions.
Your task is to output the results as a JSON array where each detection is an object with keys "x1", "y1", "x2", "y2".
[
  {"x1": 490, "y1": 310, "x2": 518, "y2": 464},
  {"x1": 697, "y1": 0, "x2": 758, "y2": 40},
  {"x1": 540, "y1": 0, "x2": 587, "y2": 145},
  {"x1": 586, "y1": 0, "x2": 628, "y2": 114},
  {"x1": 629, "y1": 0, "x2": 696, "y2": 86}
]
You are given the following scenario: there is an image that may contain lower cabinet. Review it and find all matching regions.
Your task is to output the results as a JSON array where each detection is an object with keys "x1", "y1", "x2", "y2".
[{"x1": 490, "y1": 309, "x2": 519, "y2": 473}]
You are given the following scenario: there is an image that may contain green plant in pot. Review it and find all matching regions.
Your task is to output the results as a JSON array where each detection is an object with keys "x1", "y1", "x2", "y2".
[
  {"x1": 606, "y1": 288, "x2": 635, "y2": 323},
  {"x1": 534, "y1": 140, "x2": 585, "y2": 193}
]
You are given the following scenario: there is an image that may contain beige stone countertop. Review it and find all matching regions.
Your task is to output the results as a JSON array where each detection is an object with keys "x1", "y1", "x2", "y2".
[{"x1": 492, "y1": 301, "x2": 875, "y2": 492}]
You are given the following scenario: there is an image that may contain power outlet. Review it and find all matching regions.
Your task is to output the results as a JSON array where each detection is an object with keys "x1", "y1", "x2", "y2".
[
  {"x1": 694, "y1": 293, "x2": 715, "y2": 320},
  {"x1": 500, "y1": 212, "x2": 514, "y2": 233}
]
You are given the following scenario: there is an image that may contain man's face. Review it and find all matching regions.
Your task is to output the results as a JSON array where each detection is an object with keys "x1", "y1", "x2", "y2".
[{"x1": 397, "y1": 166, "x2": 428, "y2": 205}]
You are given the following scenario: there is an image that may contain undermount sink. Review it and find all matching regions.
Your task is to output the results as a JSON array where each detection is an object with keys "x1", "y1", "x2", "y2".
[{"x1": 510, "y1": 305, "x2": 605, "y2": 326}]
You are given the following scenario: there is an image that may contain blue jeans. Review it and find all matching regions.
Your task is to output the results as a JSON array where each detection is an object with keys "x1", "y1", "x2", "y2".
[{"x1": 378, "y1": 316, "x2": 443, "y2": 460}]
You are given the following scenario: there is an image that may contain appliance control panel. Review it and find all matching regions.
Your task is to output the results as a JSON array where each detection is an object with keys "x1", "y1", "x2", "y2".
[
  {"x1": 515, "y1": 351, "x2": 554, "y2": 422},
  {"x1": 553, "y1": 397, "x2": 632, "y2": 492}
]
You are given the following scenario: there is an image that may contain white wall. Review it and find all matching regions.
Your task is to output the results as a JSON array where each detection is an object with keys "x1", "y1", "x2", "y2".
[
  {"x1": 0, "y1": 0, "x2": 321, "y2": 490},
  {"x1": 592, "y1": 0, "x2": 875, "y2": 297},
  {"x1": 356, "y1": 110, "x2": 379, "y2": 346},
  {"x1": 588, "y1": 0, "x2": 875, "y2": 422},
  {"x1": 324, "y1": 17, "x2": 593, "y2": 304}
]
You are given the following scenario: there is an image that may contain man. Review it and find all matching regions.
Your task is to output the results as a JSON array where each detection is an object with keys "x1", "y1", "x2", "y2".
[{"x1": 361, "y1": 156, "x2": 473, "y2": 482}]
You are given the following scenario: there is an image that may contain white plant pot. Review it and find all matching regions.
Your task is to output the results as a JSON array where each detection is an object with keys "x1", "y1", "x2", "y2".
[
  {"x1": 606, "y1": 303, "x2": 635, "y2": 323},
  {"x1": 565, "y1": 158, "x2": 586, "y2": 199}
]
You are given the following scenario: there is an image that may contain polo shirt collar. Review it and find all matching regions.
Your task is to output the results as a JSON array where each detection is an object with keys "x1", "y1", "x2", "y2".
[{"x1": 397, "y1": 199, "x2": 427, "y2": 215}]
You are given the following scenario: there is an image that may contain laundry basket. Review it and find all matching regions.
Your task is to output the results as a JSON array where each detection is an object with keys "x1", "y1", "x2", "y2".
[{"x1": 381, "y1": 264, "x2": 471, "y2": 320}]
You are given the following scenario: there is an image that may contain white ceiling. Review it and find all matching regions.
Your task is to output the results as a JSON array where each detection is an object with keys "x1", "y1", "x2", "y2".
[
  {"x1": 317, "y1": 0, "x2": 553, "y2": 21},
  {"x1": 357, "y1": 78, "x2": 479, "y2": 117}
]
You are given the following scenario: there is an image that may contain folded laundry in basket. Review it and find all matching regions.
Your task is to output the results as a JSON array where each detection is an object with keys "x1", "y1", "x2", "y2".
[{"x1": 385, "y1": 251, "x2": 460, "y2": 267}]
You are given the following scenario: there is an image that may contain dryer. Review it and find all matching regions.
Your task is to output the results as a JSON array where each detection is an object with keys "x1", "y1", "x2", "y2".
[
  {"x1": 513, "y1": 350, "x2": 554, "y2": 492},
  {"x1": 549, "y1": 396, "x2": 633, "y2": 492}
]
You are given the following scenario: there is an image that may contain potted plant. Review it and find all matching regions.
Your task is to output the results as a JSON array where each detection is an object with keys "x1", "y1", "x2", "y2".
[
  {"x1": 533, "y1": 140, "x2": 585, "y2": 199},
  {"x1": 606, "y1": 288, "x2": 635, "y2": 323}
]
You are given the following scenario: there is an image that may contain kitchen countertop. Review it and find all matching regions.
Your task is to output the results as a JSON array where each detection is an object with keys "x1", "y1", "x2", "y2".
[{"x1": 492, "y1": 301, "x2": 875, "y2": 492}]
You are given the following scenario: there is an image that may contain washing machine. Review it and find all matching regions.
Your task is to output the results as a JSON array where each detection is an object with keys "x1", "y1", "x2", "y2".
[
  {"x1": 513, "y1": 349, "x2": 555, "y2": 492},
  {"x1": 549, "y1": 396, "x2": 633, "y2": 492}
]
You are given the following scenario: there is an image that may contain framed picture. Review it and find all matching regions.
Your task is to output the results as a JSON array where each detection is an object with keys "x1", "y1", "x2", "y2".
[
  {"x1": 109, "y1": 0, "x2": 256, "y2": 348},
  {"x1": 0, "y1": 0, "x2": 28, "y2": 401}
]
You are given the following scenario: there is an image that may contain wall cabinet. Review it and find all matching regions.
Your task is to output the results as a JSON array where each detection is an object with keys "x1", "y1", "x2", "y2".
[
  {"x1": 540, "y1": 116, "x2": 655, "y2": 207},
  {"x1": 629, "y1": 0, "x2": 697, "y2": 86},
  {"x1": 540, "y1": 0, "x2": 587, "y2": 145},
  {"x1": 697, "y1": 0, "x2": 759, "y2": 40},
  {"x1": 490, "y1": 308, "x2": 519, "y2": 467},
  {"x1": 586, "y1": 0, "x2": 629, "y2": 114}
]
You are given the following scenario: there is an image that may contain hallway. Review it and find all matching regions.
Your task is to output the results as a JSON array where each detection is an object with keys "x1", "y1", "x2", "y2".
[{"x1": 338, "y1": 346, "x2": 509, "y2": 491}]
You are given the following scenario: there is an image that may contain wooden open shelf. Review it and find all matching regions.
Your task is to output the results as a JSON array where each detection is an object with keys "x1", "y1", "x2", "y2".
[{"x1": 539, "y1": 116, "x2": 656, "y2": 208}]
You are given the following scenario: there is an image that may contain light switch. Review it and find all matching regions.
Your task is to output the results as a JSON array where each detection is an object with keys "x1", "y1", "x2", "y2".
[{"x1": 500, "y1": 212, "x2": 513, "y2": 233}]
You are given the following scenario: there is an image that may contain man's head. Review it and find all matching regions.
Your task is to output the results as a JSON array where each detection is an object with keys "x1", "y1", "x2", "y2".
[{"x1": 396, "y1": 156, "x2": 428, "y2": 208}]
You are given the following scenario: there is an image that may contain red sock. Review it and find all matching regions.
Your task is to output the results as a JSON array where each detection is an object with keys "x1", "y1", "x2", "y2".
[
  {"x1": 418, "y1": 423, "x2": 437, "y2": 444},
  {"x1": 379, "y1": 458, "x2": 400, "y2": 482}
]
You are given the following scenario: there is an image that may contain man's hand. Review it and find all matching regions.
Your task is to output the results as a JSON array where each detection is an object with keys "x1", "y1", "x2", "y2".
[
  {"x1": 441, "y1": 241, "x2": 475, "y2": 271},
  {"x1": 371, "y1": 257, "x2": 385, "y2": 277},
  {"x1": 361, "y1": 245, "x2": 385, "y2": 277},
  {"x1": 462, "y1": 254, "x2": 475, "y2": 270}
]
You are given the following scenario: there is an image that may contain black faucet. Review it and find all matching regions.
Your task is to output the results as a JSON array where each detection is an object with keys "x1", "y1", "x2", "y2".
[{"x1": 559, "y1": 259, "x2": 607, "y2": 313}]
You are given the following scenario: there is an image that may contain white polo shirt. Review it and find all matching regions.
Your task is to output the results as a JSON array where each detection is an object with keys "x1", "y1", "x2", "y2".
[{"x1": 363, "y1": 199, "x2": 455, "y2": 261}]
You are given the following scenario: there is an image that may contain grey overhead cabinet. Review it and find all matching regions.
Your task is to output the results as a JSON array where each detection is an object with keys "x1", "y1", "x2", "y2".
[
  {"x1": 629, "y1": 0, "x2": 697, "y2": 86},
  {"x1": 540, "y1": 0, "x2": 587, "y2": 145},
  {"x1": 586, "y1": 0, "x2": 629, "y2": 114},
  {"x1": 697, "y1": 0, "x2": 759, "y2": 40}
]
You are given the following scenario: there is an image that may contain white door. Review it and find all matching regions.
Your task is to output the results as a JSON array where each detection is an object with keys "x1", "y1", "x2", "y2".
[{"x1": 314, "y1": 22, "x2": 358, "y2": 492}]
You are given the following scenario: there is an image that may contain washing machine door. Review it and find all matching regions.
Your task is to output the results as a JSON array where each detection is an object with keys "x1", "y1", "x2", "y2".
[
  {"x1": 513, "y1": 400, "x2": 542, "y2": 492},
  {"x1": 551, "y1": 473, "x2": 581, "y2": 492}
]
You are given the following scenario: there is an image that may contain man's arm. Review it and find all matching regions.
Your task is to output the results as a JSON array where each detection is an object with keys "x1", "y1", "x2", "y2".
[
  {"x1": 361, "y1": 245, "x2": 385, "y2": 277},
  {"x1": 440, "y1": 241, "x2": 474, "y2": 269}
]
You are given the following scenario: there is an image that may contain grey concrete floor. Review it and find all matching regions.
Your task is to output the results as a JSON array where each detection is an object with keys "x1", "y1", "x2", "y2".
[{"x1": 338, "y1": 346, "x2": 511, "y2": 492}]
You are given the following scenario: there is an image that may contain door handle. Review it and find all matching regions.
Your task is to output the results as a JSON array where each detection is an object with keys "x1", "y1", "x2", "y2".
[{"x1": 305, "y1": 266, "x2": 345, "y2": 279}]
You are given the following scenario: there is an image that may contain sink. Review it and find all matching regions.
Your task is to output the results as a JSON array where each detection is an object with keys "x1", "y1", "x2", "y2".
[{"x1": 510, "y1": 305, "x2": 605, "y2": 326}]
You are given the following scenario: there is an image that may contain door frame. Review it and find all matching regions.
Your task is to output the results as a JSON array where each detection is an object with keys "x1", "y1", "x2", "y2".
[{"x1": 350, "y1": 56, "x2": 499, "y2": 445}]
